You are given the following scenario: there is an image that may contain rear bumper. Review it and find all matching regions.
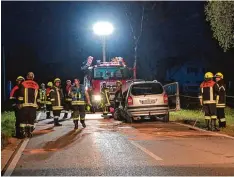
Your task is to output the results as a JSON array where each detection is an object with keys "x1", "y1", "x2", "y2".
[{"x1": 126, "y1": 105, "x2": 169, "y2": 117}]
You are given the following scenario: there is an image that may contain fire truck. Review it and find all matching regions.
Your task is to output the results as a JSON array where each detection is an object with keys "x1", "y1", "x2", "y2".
[{"x1": 82, "y1": 57, "x2": 135, "y2": 110}]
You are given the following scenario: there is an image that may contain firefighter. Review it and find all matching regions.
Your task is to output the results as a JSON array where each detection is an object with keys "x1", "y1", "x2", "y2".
[
  {"x1": 49, "y1": 78, "x2": 64, "y2": 126},
  {"x1": 10, "y1": 76, "x2": 25, "y2": 138},
  {"x1": 46, "y1": 82, "x2": 53, "y2": 119},
  {"x1": 199, "y1": 72, "x2": 219, "y2": 131},
  {"x1": 18, "y1": 72, "x2": 39, "y2": 138},
  {"x1": 114, "y1": 80, "x2": 124, "y2": 109},
  {"x1": 101, "y1": 82, "x2": 111, "y2": 115},
  {"x1": 63, "y1": 80, "x2": 72, "y2": 119},
  {"x1": 69, "y1": 78, "x2": 91, "y2": 129},
  {"x1": 215, "y1": 72, "x2": 226, "y2": 128},
  {"x1": 37, "y1": 83, "x2": 46, "y2": 111}
]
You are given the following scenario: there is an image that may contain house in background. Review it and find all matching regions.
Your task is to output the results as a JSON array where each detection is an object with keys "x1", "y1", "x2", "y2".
[{"x1": 165, "y1": 59, "x2": 210, "y2": 95}]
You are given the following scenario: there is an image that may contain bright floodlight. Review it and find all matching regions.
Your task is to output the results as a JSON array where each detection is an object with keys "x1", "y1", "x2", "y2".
[{"x1": 93, "y1": 22, "x2": 114, "y2": 36}]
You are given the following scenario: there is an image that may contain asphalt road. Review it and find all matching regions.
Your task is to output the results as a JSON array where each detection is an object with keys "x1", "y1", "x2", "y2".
[{"x1": 11, "y1": 113, "x2": 234, "y2": 176}]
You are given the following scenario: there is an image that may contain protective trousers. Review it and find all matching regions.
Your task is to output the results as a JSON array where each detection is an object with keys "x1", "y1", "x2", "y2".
[
  {"x1": 19, "y1": 107, "x2": 36, "y2": 137},
  {"x1": 203, "y1": 103, "x2": 219, "y2": 131},
  {"x1": 71, "y1": 105, "x2": 86, "y2": 129},
  {"x1": 217, "y1": 108, "x2": 226, "y2": 128},
  {"x1": 63, "y1": 101, "x2": 71, "y2": 119},
  {"x1": 46, "y1": 104, "x2": 52, "y2": 118},
  {"x1": 53, "y1": 110, "x2": 62, "y2": 126}
]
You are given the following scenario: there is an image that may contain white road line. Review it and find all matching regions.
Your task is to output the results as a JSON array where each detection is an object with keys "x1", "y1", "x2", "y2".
[
  {"x1": 3, "y1": 139, "x2": 30, "y2": 176},
  {"x1": 130, "y1": 141, "x2": 163, "y2": 161}
]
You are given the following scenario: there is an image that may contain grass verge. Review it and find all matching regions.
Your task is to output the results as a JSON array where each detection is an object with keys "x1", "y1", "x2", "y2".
[{"x1": 170, "y1": 107, "x2": 234, "y2": 136}]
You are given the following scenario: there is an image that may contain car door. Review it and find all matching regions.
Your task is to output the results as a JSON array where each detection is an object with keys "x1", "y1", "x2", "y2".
[{"x1": 163, "y1": 82, "x2": 180, "y2": 111}]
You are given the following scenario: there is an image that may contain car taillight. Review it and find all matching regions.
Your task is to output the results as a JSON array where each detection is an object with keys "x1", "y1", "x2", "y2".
[
  {"x1": 127, "y1": 96, "x2": 133, "y2": 105},
  {"x1": 164, "y1": 94, "x2": 168, "y2": 103}
]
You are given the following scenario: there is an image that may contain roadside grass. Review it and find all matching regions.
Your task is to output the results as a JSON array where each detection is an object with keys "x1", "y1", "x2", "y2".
[
  {"x1": 170, "y1": 107, "x2": 234, "y2": 136},
  {"x1": 1, "y1": 111, "x2": 16, "y2": 138}
]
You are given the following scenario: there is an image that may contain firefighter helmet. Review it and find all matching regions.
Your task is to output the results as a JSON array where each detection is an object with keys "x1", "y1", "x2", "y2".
[
  {"x1": 27, "y1": 72, "x2": 34, "y2": 80},
  {"x1": 215, "y1": 72, "x2": 224, "y2": 79},
  {"x1": 66, "y1": 80, "x2": 71, "y2": 83},
  {"x1": 204, "y1": 72, "x2": 213, "y2": 79},
  {"x1": 116, "y1": 80, "x2": 122, "y2": 86},
  {"x1": 16, "y1": 76, "x2": 25, "y2": 81},
  {"x1": 47, "y1": 82, "x2": 53, "y2": 87},
  {"x1": 41, "y1": 83, "x2": 45, "y2": 87},
  {"x1": 54, "y1": 78, "x2": 61, "y2": 83}
]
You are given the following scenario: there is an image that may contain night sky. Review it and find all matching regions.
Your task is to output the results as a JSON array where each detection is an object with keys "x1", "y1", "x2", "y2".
[{"x1": 2, "y1": 1, "x2": 234, "y2": 85}]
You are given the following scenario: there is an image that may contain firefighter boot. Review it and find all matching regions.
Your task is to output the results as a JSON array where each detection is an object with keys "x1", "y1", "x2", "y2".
[
  {"x1": 63, "y1": 112, "x2": 68, "y2": 119},
  {"x1": 80, "y1": 120, "x2": 86, "y2": 128},
  {"x1": 205, "y1": 120, "x2": 211, "y2": 131},
  {"x1": 74, "y1": 120, "x2": 78, "y2": 130},
  {"x1": 54, "y1": 118, "x2": 62, "y2": 126},
  {"x1": 212, "y1": 119, "x2": 220, "y2": 132}
]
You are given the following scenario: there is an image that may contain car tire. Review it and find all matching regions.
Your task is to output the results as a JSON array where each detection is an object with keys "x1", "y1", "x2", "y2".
[{"x1": 163, "y1": 113, "x2": 169, "y2": 123}]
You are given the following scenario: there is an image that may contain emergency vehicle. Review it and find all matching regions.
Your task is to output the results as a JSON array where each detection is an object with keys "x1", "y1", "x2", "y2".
[{"x1": 82, "y1": 57, "x2": 135, "y2": 109}]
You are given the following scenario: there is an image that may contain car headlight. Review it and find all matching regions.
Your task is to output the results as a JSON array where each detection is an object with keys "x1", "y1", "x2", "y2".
[{"x1": 93, "y1": 95, "x2": 101, "y2": 101}]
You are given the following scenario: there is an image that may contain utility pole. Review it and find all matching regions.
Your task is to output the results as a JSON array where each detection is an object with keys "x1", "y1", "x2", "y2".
[{"x1": 102, "y1": 36, "x2": 106, "y2": 62}]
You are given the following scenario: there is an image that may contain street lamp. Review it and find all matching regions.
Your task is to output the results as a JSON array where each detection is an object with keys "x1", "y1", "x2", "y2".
[{"x1": 93, "y1": 22, "x2": 114, "y2": 62}]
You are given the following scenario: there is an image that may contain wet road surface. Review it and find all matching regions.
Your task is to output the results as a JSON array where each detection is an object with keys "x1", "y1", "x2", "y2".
[{"x1": 12, "y1": 113, "x2": 234, "y2": 176}]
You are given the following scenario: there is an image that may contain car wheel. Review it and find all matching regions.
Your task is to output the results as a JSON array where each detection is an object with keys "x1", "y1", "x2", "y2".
[{"x1": 163, "y1": 113, "x2": 169, "y2": 123}]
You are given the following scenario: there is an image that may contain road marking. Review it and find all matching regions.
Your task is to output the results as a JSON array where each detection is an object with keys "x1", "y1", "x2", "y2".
[
  {"x1": 3, "y1": 139, "x2": 30, "y2": 176},
  {"x1": 130, "y1": 141, "x2": 163, "y2": 161},
  {"x1": 3, "y1": 113, "x2": 43, "y2": 176}
]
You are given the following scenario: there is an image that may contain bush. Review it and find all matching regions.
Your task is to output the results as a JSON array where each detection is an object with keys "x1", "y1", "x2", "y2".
[{"x1": 1, "y1": 111, "x2": 16, "y2": 138}]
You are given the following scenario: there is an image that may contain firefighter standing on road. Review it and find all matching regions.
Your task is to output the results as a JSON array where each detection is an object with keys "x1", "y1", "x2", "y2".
[
  {"x1": 10, "y1": 76, "x2": 25, "y2": 138},
  {"x1": 46, "y1": 82, "x2": 53, "y2": 119},
  {"x1": 37, "y1": 83, "x2": 46, "y2": 111},
  {"x1": 101, "y1": 82, "x2": 111, "y2": 115},
  {"x1": 18, "y1": 72, "x2": 39, "y2": 138},
  {"x1": 63, "y1": 80, "x2": 72, "y2": 119},
  {"x1": 69, "y1": 79, "x2": 91, "y2": 129},
  {"x1": 49, "y1": 78, "x2": 64, "y2": 126},
  {"x1": 215, "y1": 72, "x2": 226, "y2": 128},
  {"x1": 199, "y1": 72, "x2": 219, "y2": 131},
  {"x1": 114, "y1": 80, "x2": 124, "y2": 109}
]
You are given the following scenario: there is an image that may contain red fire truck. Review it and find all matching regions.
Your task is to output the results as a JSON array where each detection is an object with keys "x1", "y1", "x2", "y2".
[{"x1": 83, "y1": 57, "x2": 135, "y2": 110}]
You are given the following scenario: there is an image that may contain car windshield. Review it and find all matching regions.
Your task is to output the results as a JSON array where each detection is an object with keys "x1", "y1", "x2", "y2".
[
  {"x1": 93, "y1": 67, "x2": 131, "y2": 80},
  {"x1": 131, "y1": 83, "x2": 163, "y2": 96}
]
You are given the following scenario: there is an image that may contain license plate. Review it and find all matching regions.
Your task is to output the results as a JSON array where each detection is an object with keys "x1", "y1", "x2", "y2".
[{"x1": 140, "y1": 99, "x2": 156, "y2": 104}]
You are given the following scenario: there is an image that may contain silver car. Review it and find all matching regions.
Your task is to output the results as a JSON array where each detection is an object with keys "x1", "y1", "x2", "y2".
[{"x1": 123, "y1": 80, "x2": 180, "y2": 122}]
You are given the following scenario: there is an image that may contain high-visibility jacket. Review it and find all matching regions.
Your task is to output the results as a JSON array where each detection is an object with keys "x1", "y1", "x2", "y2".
[
  {"x1": 49, "y1": 86, "x2": 64, "y2": 110},
  {"x1": 216, "y1": 80, "x2": 226, "y2": 108},
  {"x1": 199, "y1": 80, "x2": 219, "y2": 104},
  {"x1": 70, "y1": 84, "x2": 86, "y2": 105},
  {"x1": 37, "y1": 88, "x2": 46, "y2": 104},
  {"x1": 18, "y1": 80, "x2": 39, "y2": 108}
]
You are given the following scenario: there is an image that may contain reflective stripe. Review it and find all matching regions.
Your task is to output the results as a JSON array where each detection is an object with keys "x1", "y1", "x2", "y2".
[
  {"x1": 25, "y1": 88, "x2": 28, "y2": 104},
  {"x1": 51, "y1": 99, "x2": 55, "y2": 101},
  {"x1": 22, "y1": 103, "x2": 37, "y2": 107},
  {"x1": 34, "y1": 89, "x2": 38, "y2": 105},
  {"x1": 220, "y1": 118, "x2": 226, "y2": 122},
  {"x1": 211, "y1": 115, "x2": 217, "y2": 119},
  {"x1": 216, "y1": 95, "x2": 219, "y2": 104},
  {"x1": 198, "y1": 96, "x2": 202, "y2": 99},
  {"x1": 46, "y1": 101, "x2": 52, "y2": 105},
  {"x1": 18, "y1": 97, "x2": 23, "y2": 101},
  {"x1": 205, "y1": 116, "x2": 211, "y2": 120},
  {"x1": 66, "y1": 98, "x2": 72, "y2": 101},
  {"x1": 73, "y1": 117, "x2": 79, "y2": 120},
  {"x1": 210, "y1": 87, "x2": 213, "y2": 102},
  {"x1": 71, "y1": 101, "x2": 85, "y2": 105},
  {"x1": 217, "y1": 105, "x2": 225, "y2": 108},
  {"x1": 52, "y1": 106, "x2": 63, "y2": 110},
  {"x1": 10, "y1": 97, "x2": 16, "y2": 100},
  {"x1": 203, "y1": 100, "x2": 216, "y2": 104},
  {"x1": 57, "y1": 89, "x2": 61, "y2": 106},
  {"x1": 201, "y1": 88, "x2": 203, "y2": 93},
  {"x1": 80, "y1": 117, "x2": 85, "y2": 120},
  {"x1": 37, "y1": 99, "x2": 41, "y2": 102},
  {"x1": 20, "y1": 123, "x2": 26, "y2": 128}
]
